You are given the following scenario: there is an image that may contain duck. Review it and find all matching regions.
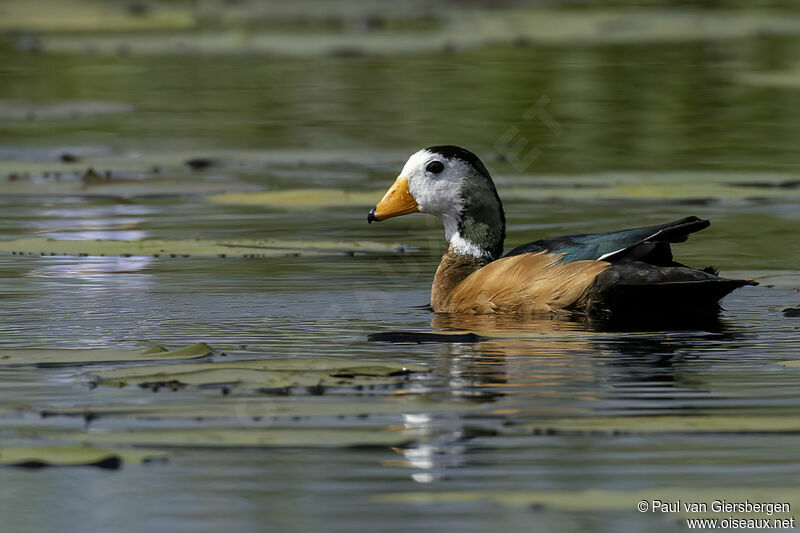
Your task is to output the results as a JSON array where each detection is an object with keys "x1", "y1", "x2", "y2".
[{"x1": 367, "y1": 145, "x2": 756, "y2": 317}]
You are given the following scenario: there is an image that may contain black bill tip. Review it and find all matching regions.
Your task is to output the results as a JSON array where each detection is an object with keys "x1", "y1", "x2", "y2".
[{"x1": 367, "y1": 208, "x2": 378, "y2": 224}]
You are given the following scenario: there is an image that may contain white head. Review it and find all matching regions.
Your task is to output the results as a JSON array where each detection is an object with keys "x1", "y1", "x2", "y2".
[{"x1": 368, "y1": 145, "x2": 506, "y2": 260}]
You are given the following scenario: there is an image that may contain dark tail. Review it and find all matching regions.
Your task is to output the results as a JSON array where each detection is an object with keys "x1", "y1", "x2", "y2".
[{"x1": 594, "y1": 278, "x2": 758, "y2": 317}]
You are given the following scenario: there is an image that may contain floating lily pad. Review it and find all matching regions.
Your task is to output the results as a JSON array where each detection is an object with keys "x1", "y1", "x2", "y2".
[
  {"x1": 519, "y1": 414, "x2": 800, "y2": 435},
  {"x1": 0, "y1": 171, "x2": 262, "y2": 198},
  {"x1": 730, "y1": 271, "x2": 800, "y2": 288},
  {"x1": 59, "y1": 427, "x2": 418, "y2": 448},
  {"x1": 207, "y1": 189, "x2": 383, "y2": 208},
  {"x1": 91, "y1": 358, "x2": 429, "y2": 393},
  {"x1": 0, "y1": 445, "x2": 169, "y2": 469},
  {"x1": 374, "y1": 487, "x2": 800, "y2": 516},
  {"x1": 0, "y1": 343, "x2": 213, "y2": 367},
  {"x1": 0, "y1": 238, "x2": 407, "y2": 258},
  {"x1": 39, "y1": 397, "x2": 475, "y2": 421},
  {"x1": 500, "y1": 171, "x2": 800, "y2": 202}
]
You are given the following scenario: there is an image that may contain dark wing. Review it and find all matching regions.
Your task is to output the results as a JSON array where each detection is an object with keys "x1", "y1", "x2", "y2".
[{"x1": 504, "y1": 216, "x2": 710, "y2": 265}]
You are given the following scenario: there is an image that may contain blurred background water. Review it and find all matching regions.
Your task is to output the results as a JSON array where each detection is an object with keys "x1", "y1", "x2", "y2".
[{"x1": 1, "y1": 1, "x2": 799, "y2": 532}]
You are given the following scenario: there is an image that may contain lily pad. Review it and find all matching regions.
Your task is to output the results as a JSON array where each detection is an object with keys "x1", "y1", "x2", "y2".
[
  {"x1": 500, "y1": 171, "x2": 800, "y2": 202},
  {"x1": 0, "y1": 343, "x2": 213, "y2": 368},
  {"x1": 519, "y1": 414, "x2": 800, "y2": 435},
  {"x1": 0, "y1": 445, "x2": 169, "y2": 469},
  {"x1": 58, "y1": 427, "x2": 418, "y2": 448},
  {"x1": 90, "y1": 357, "x2": 429, "y2": 393},
  {"x1": 0, "y1": 238, "x2": 407, "y2": 258},
  {"x1": 207, "y1": 189, "x2": 383, "y2": 208},
  {"x1": 0, "y1": 171, "x2": 262, "y2": 199},
  {"x1": 373, "y1": 487, "x2": 800, "y2": 517},
  {"x1": 39, "y1": 397, "x2": 476, "y2": 421}
]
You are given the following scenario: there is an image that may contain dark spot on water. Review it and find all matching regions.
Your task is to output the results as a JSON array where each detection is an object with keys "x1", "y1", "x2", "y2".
[
  {"x1": 330, "y1": 47, "x2": 365, "y2": 58},
  {"x1": 513, "y1": 35, "x2": 531, "y2": 47},
  {"x1": 10, "y1": 456, "x2": 122, "y2": 470},
  {"x1": 732, "y1": 180, "x2": 800, "y2": 189},
  {"x1": 257, "y1": 386, "x2": 291, "y2": 396},
  {"x1": 367, "y1": 331, "x2": 487, "y2": 343},
  {"x1": 307, "y1": 384, "x2": 326, "y2": 395},
  {"x1": 81, "y1": 167, "x2": 104, "y2": 184},
  {"x1": 221, "y1": 387, "x2": 230, "y2": 395},
  {"x1": 185, "y1": 158, "x2": 214, "y2": 170},
  {"x1": 783, "y1": 307, "x2": 800, "y2": 317},
  {"x1": 59, "y1": 152, "x2": 78, "y2": 163},
  {"x1": 125, "y1": 1, "x2": 150, "y2": 16}
]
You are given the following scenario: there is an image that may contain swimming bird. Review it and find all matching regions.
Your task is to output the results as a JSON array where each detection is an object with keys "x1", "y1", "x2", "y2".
[{"x1": 367, "y1": 145, "x2": 756, "y2": 316}]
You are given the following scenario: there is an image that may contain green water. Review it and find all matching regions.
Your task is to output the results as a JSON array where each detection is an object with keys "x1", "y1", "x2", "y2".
[{"x1": 1, "y1": 3, "x2": 800, "y2": 532}]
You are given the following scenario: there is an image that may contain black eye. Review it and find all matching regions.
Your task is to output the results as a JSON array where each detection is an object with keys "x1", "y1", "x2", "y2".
[{"x1": 426, "y1": 160, "x2": 444, "y2": 174}]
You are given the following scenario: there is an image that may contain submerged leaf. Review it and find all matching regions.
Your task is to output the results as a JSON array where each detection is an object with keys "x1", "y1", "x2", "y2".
[
  {"x1": 0, "y1": 343, "x2": 213, "y2": 367},
  {"x1": 0, "y1": 446, "x2": 169, "y2": 468}
]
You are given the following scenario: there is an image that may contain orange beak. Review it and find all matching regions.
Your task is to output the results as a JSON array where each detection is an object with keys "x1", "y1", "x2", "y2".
[{"x1": 367, "y1": 176, "x2": 419, "y2": 223}]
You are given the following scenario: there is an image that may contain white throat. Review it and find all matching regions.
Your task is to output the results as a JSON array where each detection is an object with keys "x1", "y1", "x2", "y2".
[
  {"x1": 449, "y1": 231, "x2": 490, "y2": 259},
  {"x1": 442, "y1": 215, "x2": 490, "y2": 258}
]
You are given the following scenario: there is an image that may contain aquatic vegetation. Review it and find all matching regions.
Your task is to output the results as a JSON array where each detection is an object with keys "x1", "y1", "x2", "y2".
[
  {"x1": 0, "y1": 238, "x2": 407, "y2": 258},
  {"x1": 90, "y1": 357, "x2": 429, "y2": 393},
  {"x1": 0, "y1": 446, "x2": 169, "y2": 469},
  {"x1": 0, "y1": 343, "x2": 213, "y2": 367},
  {"x1": 374, "y1": 487, "x2": 800, "y2": 517}
]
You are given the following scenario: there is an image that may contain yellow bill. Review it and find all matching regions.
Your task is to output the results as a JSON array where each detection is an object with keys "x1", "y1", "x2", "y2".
[{"x1": 367, "y1": 176, "x2": 419, "y2": 223}]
